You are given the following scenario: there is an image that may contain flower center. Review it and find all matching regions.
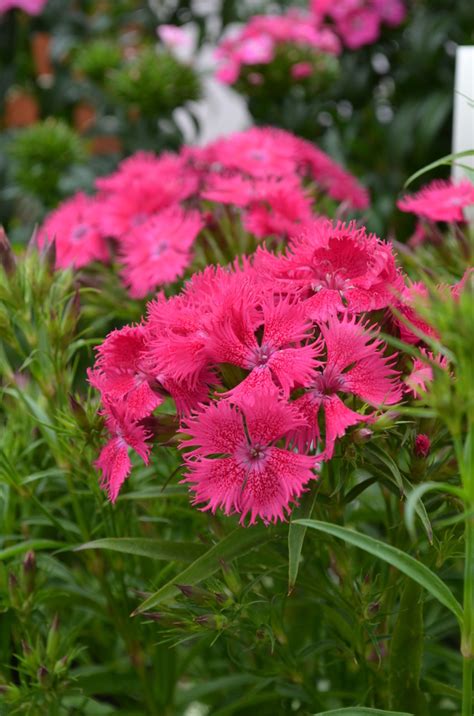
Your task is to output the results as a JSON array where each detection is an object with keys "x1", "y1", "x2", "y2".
[
  {"x1": 248, "y1": 343, "x2": 274, "y2": 369},
  {"x1": 312, "y1": 366, "x2": 346, "y2": 396},
  {"x1": 71, "y1": 224, "x2": 89, "y2": 241},
  {"x1": 236, "y1": 441, "x2": 269, "y2": 469}
]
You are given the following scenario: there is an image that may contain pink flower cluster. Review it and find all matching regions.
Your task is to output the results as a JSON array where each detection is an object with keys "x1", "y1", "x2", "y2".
[
  {"x1": 215, "y1": 11, "x2": 341, "y2": 85},
  {"x1": 38, "y1": 127, "x2": 369, "y2": 298},
  {"x1": 89, "y1": 217, "x2": 425, "y2": 522},
  {"x1": 311, "y1": 0, "x2": 406, "y2": 49}
]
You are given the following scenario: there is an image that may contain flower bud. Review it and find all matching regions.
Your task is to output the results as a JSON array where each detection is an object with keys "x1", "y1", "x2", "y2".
[
  {"x1": 194, "y1": 614, "x2": 228, "y2": 630},
  {"x1": 37, "y1": 665, "x2": 49, "y2": 686},
  {"x1": 22, "y1": 550, "x2": 36, "y2": 595},
  {"x1": 0, "y1": 227, "x2": 15, "y2": 275},
  {"x1": 414, "y1": 433, "x2": 430, "y2": 458},
  {"x1": 46, "y1": 614, "x2": 60, "y2": 661}
]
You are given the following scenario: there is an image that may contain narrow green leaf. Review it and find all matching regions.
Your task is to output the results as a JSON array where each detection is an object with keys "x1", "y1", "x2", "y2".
[
  {"x1": 0, "y1": 539, "x2": 68, "y2": 560},
  {"x1": 134, "y1": 526, "x2": 274, "y2": 614},
  {"x1": 314, "y1": 709, "x2": 413, "y2": 716},
  {"x1": 74, "y1": 538, "x2": 206, "y2": 563},
  {"x1": 404, "y1": 149, "x2": 474, "y2": 187},
  {"x1": 117, "y1": 486, "x2": 188, "y2": 500},
  {"x1": 288, "y1": 484, "x2": 318, "y2": 592},
  {"x1": 405, "y1": 482, "x2": 466, "y2": 539},
  {"x1": 295, "y1": 520, "x2": 463, "y2": 624}
]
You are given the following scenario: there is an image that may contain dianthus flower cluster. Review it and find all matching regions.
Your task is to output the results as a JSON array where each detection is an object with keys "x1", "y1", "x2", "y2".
[
  {"x1": 38, "y1": 127, "x2": 368, "y2": 297},
  {"x1": 214, "y1": 11, "x2": 341, "y2": 86},
  {"x1": 90, "y1": 217, "x2": 461, "y2": 523},
  {"x1": 311, "y1": 0, "x2": 406, "y2": 49}
]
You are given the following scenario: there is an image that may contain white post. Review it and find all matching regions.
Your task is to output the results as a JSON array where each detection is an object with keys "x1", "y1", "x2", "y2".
[{"x1": 452, "y1": 46, "x2": 474, "y2": 184}]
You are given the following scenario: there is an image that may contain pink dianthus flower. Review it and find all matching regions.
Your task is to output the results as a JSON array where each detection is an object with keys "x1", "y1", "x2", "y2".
[
  {"x1": 180, "y1": 390, "x2": 318, "y2": 524},
  {"x1": 397, "y1": 179, "x2": 474, "y2": 223}
]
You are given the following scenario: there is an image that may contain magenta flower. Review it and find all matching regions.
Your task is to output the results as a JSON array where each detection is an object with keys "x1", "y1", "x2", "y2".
[
  {"x1": 397, "y1": 179, "x2": 474, "y2": 223},
  {"x1": 335, "y1": 7, "x2": 381, "y2": 49},
  {"x1": 38, "y1": 193, "x2": 109, "y2": 270},
  {"x1": 120, "y1": 207, "x2": 204, "y2": 298},
  {"x1": 255, "y1": 219, "x2": 403, "y2": 320},
  {"x1": 95, "y1": 406, "x2": 151, "y2": 503},
  {"x1": 180, "y1": 391, "x2": 318, "y2": 524},
  {"x1": 404, "y1": 349, "x2": 449, "y2": 398},
  {"x1": 207, "y1": 294, "x2": 320, "y2": 404},
  {"x1": 414, "y1": 434, "x2": 431, "y2": 458},
  {"x1": 88, "y1": 325, "x2": 162, "y2": 422},
  {"x1": 292, "y1": 315, "x2": 402, "y2": 458}
]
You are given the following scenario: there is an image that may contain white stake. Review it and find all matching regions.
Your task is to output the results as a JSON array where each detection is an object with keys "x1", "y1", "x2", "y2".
[{"x1": 452, "y1": 46, "x2": 474, "y2": 184}]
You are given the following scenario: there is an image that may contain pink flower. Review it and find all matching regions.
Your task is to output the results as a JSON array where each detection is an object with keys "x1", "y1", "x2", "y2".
[
  {"x1": 414, "y1": 434, "x2": 430, "y2": 458},
  {"x1": 157, "y1": 24, "x2": 191, "y2": 50},
  {"x1": 404, "y1": 349, "x2": 449, "y2": 398},
  {"x1": 88, "y1": 325, "x2": 162, "y2": 422},
  {"x1": 238, "y1": 35, "x2": 274, "y2": 65},
  {"x1": 120, "y1": 207, "x2": 204, "y2": 298},
  {"x1": 393, "y1": 282, "x2": 438, "y2": 345},
  {"x1": 0, "y1": 0, "x2": 48, "y2": 14},
  {"x1": 38, "y1": 193, "x2": 109, "y2": 269},
  {"x1": 373, "y1": 0, "x2": 406, "y2": 27},
  {"x1": 202, "y1": 174, "x2": 314, "y2": 239},
  {"x1": 207, "y1": 293, "x2": 320, "y2": 404},
  {"x1": 180, "y1": 391, "x2": 318, "y2": 524},
  {"x1": 397, "y1": 179, "x2": 474, "y2": 223},
  {"x1": 291, "y1": 62, "x2": 313, "y2": 80},
  {"x1": 95, "y1": 406, "x2": 152, "y2": 503},
  {"x1": 292, "y1": 315, "x2": 402, "y2": 458},
  {"x1": 335, "y1": 7, "x2": 381, "y2": 49},
  {"x1": 254, "y1": 219, "x2": 403, "y2": 320}
]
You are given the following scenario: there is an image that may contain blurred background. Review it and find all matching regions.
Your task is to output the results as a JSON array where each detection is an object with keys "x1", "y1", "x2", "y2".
[{"x1": 1, "y1": 0, "x2": 473, "y2": 241}]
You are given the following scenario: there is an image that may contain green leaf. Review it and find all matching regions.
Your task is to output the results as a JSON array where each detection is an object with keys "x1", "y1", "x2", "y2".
[
  {"x1": 314, "y1": 709, "x2": 413, "y2": 716},
  {"x1": 295, "y1": 520, "x2": 463, "y2": 624},
  {"x1": 404, "y1": 149, "x2": 474, "y2": 187},
  {"x1": 405, "y1": 482, "x2": 466, "y2": 539},
  {"x1": 0, "y1": 539, "x2": 68, "y2": 560},
  {"x1": 288, "y1": 484, "x2": 318, "y2": 592},
  {"x1": 74, "y1": 538, "x2": 206, "y2": 563},
  {"x1": 134, "y1": 526, "x2": 275, "y2": 614}
]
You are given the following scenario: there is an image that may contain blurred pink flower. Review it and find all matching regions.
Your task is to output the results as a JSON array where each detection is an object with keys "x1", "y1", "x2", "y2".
[
  {"x1": 291, "y1": 62, "x2": 313, "y2": 80},
  {"x1": 157, "y1": 24, "x2": 191, "y2": 49},
  {"x1": 397, "y1": 179, "x2": 474, "y2": 223},
  {"x1": 0, "y1": 0, "x2": 48, "y2": 14}
]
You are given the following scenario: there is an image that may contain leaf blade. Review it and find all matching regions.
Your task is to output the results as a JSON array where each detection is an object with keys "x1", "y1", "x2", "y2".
[
  {"x1": 134, "y1": 526, "x2": 275, "y2": 614},
  {"x1": 295, "y1": 520, "x2": 463, "y2": 624},
  {"x1": 74, "y1": 538, "x2": 206, "y2": 563}
]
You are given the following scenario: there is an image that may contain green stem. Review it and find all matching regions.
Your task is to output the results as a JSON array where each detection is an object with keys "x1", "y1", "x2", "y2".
[{"x1": 462, "y1": 508, "x2": 474, "y2": 716}]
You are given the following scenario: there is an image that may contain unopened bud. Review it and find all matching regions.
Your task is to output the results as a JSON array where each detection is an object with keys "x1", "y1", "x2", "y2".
[
  {"x1": 352, "y1": 427, "x2": 373, "y2": 444},
  {"x1": 177, "y1": 584, "x2": 217, "y2": 606},
  {"x1": 46, "y1": 614, "x2": 60, "y2": 660},
  {"x1": 194, "y1": 614, "x2": 227, "y2": 630},
  {"x1": 8, "y1": 573, "x2": 19, "y2": 608},
  {"x1": 219, "y1": 560, "x2": 241, "y2": 595},
  {"x1": 414, "y1": 433, "x2": 430, "y2": 458},
  {"x1": 37, "y1": 665, "x2": 49, "y2": 686},
  {"x1": 22, "y1": 550, "x2": 36, "y2": 595},
  {"x1": 0, "y1": 227, "x2": 15, "y2": 275}
]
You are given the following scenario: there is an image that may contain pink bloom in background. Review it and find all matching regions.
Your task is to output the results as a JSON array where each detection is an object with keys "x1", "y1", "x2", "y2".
[
  {"x1": 120, "y1": 207, "x2": 204, "y2": 298},
  {"x1": 214, "y1": 10, "x2": 340, "y2": 85},
  {"x1": 38, "y1": 193, "x2": 109, "y2": 269},
  {"x1": 414, "y1": 433, "x2": 431, "y2": 458},
  {"x1": 0, "y1": 0, "x2": 48, "y2": 14},
  {"x1": 181, "y1": 391, "x2": 318, "y2": 524},
  {"x1": 291, "y1": 62, "x2": 313, "y2": 80},
  {"x1": 310, "y1": 0, "x2": 406, "y2": 49},
  {"x1": 335, "y1": 7, "x2": 381, "y2": 49},
  {"x1": 292, "y1": 316, "x2": 401, "y2": 458},
  {"x1": 255, "y1": 219, "x2": 402, "y2": 320},
  {"x1": 404, "y1": 349, "x2": 449, "y2": 398},
  {"x1": 397, "y1": 179, "x2": 474, "y2": 223},
  {"x1": 393, "y1": 282, "x2": 438, "y2": 345},
  {"x1": 373, "y1": 0, "x2": 406, "y2": 26},
  {"x1": 157, "y1": 24, "x2": 191, "y2": 50}
]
